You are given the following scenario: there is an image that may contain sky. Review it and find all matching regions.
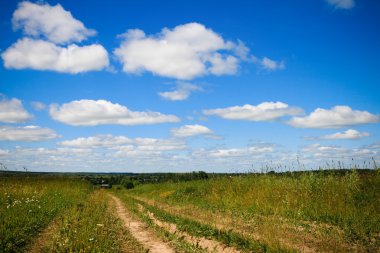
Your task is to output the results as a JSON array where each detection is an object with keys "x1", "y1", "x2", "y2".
[{"x1": 0, "y1": 0, "x2": 379, "y2": 172}]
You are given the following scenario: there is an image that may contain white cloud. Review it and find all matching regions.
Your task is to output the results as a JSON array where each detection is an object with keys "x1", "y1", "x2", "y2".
[
  {"x1": 59, "y1": 134, "x2": 187, "y2": 159},
  {"x1": 288, "y1": 106, "x2": 379, "y2": 128},
  {"x1": 193, "y1": 142, "x2": 276, "y2": 159},
  {"x1": 158, "y1": 82, "x2": 202, "y2": 101},
  {"x1": 4, "y1": 2, "x2": 109, "y2": 74},
  {"x1": 207, "y1": 53, "x2": 239, "y2": 75},
  {"x1": 326, "y1": 0, "x2": 355, "y2": 9},
  {"x1": 208, "y1": 146, "x2": 276, "y2": 158},
  {"x1": 49, "y1": 99, "x2": 180, "y2": 126},
  {"x1": 203, "y1": 102, "x2": 303, "y2": 121},
  {"x1": 59, "y1": 135, "x2": 132, "y2": 148},
  {"x1": 302, "y1": 143, "x2": 348, "y2": 159},
  {"x1": 171, "y1": 124, "x2": 213, "y2": 138},
  {"x1": 234, "y1": 41, "x2": 284, "y2": 71},
  {"x1": 310, "y1": 129, "x2": 370, "y2": 140},
  {"x1": 0, "y1": 125, "x2": 60, "y2": 141},
  {"x1": 1, "y1": 146, "x2": 96, "y2": 172},
  {"x1": 233, "y1": 40, "x2": 251, "y2": 60},
  {"x1": 132, "y1": 138, "x2": 187, "y2": 151},
  {"x1": 0, "y1": 149, "x2": 9, "y2": 156},
  {"x1": 114, "y1": 23, "x2": 245, "y2": 80},
  {"x1": 1, "y1": 138, "x2": 379, "y2": 172},
  {"x1": 0, "y1": 96, "x2": 33, "y2": 123},
  {"x1": 258, "y1": 57, "x2": 285, "y2": 71},
  {"x1": 31, "y1": 101, "x2": 46, "y2": 111},
  {"x1": 12, "y1": 1, "x2": 96, "y2": 44},
  {"x1": 2, "y1": 38, "x2": 109, "y2": 73},
  {"x1": 300, "y1": 143, "x2": 379, "y2": 163}
]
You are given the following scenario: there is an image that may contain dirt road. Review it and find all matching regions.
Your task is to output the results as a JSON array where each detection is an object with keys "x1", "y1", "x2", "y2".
[{"x1": 109, "y1": 194, "x2": 174, "y2": 253}]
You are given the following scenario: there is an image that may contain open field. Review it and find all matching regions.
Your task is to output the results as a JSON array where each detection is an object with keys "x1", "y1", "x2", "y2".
[
  {"x1": 0, "y1": 175, "x2": 91, "y2": 252},
  {"x1": 1, "y1": 170, "x2": 379, "y2": 252},
  {"x1": 125, "y1": 170, "x2": 380, "y2": 252}
]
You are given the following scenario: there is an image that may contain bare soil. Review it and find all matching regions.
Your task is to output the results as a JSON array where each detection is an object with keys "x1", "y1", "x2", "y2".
[
  {"x1": 138, "y1": 203, "x2": 241, "y2": 253},
  {"x1": 27, "y1": 217, "x2": 60, "y2": 253},
  {"x1": 130, "y1": 195, "x2": 361, "y2": 253},
  {"x1": 109, "y1": 194, "x2": 174, "y2": 253}
]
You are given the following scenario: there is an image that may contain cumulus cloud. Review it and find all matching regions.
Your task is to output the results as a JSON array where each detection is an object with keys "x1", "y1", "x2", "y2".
[
  {"x1": 114, "y1": 23, "x2": 248, "y2": 80},
  {"x1": 307, "y1": 129, "x2": 370, "y2": 140},
  {"x1": 171, "y1": 124, "x2": 213, "y2": 138},
  {"x1": 288, "y1": 106, "x2": 379, "y2": 128},
  {"x1": 326, "y1": 0, "x2": 355, "y2": 9},
  {"x1": 12, "y1": 1, "x2": 96, "y2": 44},
  {"x1": 59, "y1": 134, "x2": 187, "y2": 158},
  {"x1": 3, "y1": 2, "x2": 109, "y2": 73},
  {"x1": 0, "y1": 125, "x2": 60, "y2": 141},
  {"x1": 300, "y1": 143, "x2": 379, "y2": 164},
  {"x1": 302, "y1": 143, "x2": 348, "y2": 159},
  {"x1": 0, "y1": 149, "x2": 9, "y2": 156},
  {"x1": 49, "y1": 99, "x2": 180, "y2": 126},
  {"x1": 132, "y1": 138, "x2": 187, "y2": 151},
  {"x1": 59, "y1": 135, "x2": 132, "y2": 148},
  {"x1": 2, "y1": 38, "x2": 109, "y2": 73},
  {"x1": 233, "y1": 41, "x2": 284, "y2": 71},
  {"x1": 208, "y1": 146, "x2": 275, "y2": 158},
  {"x1": 58, "y1": 134, "x2": 188, "y2": 161},
  {"x1": 31, "y1": 101, "x2": 46, "y2": 111},
  {"x1": 193, "y1": 142, "x2": 276, "y2": 159},
  {"x1": 207, "y1": 53, "x2": 239, "y2": 75},
  {"x1": 158, "y1": 82, "x2": 202, "y2": 101},
  {"x1": 0, "y1": 96, "x2": 33, "y2": 123},
  {"x1": 257, "y1": 57, "x2": 285, "y2": 71},
  {"x1": 203, "y1": 102, "x2": 303, "y2": 121},
  {"x1": 2, "y1": 137, "x2": 379, "y2": 172}
]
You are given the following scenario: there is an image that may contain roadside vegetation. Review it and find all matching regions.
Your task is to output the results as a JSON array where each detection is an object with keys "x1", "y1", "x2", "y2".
[
  {"x1": 42, "y1": 190, "x2": 144, "y2": 252},
  {"x1": 0, "y1": 175, "x2": 92, "y2": 252},
  {"x1": 1, "y1": 168, "x2": 379, "y2": 252},
  {"x1": 113, "y1": 191, "x2": 209, "y2": 253},
  {"x1": 126, "y1": 169, "x2": 380, "y2": 252}
]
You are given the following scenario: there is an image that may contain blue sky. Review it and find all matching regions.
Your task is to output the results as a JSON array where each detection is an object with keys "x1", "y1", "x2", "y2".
[{"x1": 0, "y1": 0, "x2": 379, "y2": 172}]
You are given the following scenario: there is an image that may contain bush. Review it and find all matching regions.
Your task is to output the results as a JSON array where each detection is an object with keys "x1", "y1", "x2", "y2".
[
  {"x1": 121, "y1": 177, "x2": 134, "y2": 189},
  {"x1": 124, "y1": 181, "x2": 134, "y2": 189}
]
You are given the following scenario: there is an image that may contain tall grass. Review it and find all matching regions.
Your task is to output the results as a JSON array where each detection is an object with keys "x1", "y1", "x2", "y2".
[
  {"x1": 0, "y1": 175, "x2": 92, "y2": 252},
  {"x1": 129, "y1": 170, "x2": 380, "y2": 247},
  {"x1": 44, "y1": 190, "x2": 143, "y2": 252}
]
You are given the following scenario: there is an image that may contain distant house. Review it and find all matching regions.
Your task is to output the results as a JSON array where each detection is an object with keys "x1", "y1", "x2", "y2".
[{"x1": 100, "y1": 184, "x2": 111, "y2": 189}]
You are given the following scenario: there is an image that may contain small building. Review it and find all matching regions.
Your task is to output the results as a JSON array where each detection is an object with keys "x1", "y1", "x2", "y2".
[{"x1": 100, "y1": 184, "x2": 111, "y2": 189}]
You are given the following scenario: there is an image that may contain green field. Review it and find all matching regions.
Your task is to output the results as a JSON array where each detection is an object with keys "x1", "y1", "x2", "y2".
[{"x1": 1, "y1": 170, "x2": 379, "y2": 252}]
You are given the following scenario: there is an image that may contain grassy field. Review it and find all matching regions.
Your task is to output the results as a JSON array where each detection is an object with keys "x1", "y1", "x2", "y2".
[
  {"x1": 126, "y1": 169, "x2": 380, "y2": 252},
  {"x1": 1, "y1": 170, "x2": 379, "y2": 252},
  {"x1": 41, "y1": 189, "x2": 144, "y2": 253},
  {"x1": 0, "y1": 175, "x2": 92, "y2": 252},
  {"x1": 0, "y1": 175, "x2": 144, "y2": 253}
]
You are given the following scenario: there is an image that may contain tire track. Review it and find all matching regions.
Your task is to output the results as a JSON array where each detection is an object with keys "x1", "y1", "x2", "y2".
[
  {"x1": 27, "y1": 216, "x2": 60, "y2": 253},
  {"x1": 109, "y1": 194, "x2": 174, "y2": 253},
  {"x1": 138, "y1": 204, "x2": 241, "y2": 253}
]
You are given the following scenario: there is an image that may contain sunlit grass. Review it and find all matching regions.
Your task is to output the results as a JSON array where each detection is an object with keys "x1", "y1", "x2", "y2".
[
  {"x1": 44, "y1": 189, "x2": 144, "y2": 252},
  {"x1": 128, "y1": 169, "x2": 380, "y2": 251},
  {"x1": 0, "y1": 175, "x2": 92, "y2": 252},
  {"x1": 114, "y1": 191, "x2": 209, "y2": 253}
]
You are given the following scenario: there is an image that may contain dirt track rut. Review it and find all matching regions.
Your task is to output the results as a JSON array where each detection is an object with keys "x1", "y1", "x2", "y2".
[
  {"x1": 141, "y1": 204, "x2": 240, "y2": 253},
  {"x1": 109, "y1": 194, "x2": 174, "y2": 253}
]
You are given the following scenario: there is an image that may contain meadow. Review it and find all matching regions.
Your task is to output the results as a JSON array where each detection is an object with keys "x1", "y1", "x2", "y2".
[
  {"x1": 124, "y1": 169, "x2": 380, "y2": 252},
  {"x1": 0, "y1": 175, "x2": 91, "y2": 252},
  {"x1": 0, "y1": 169, "x2": 379, "y2": 252}
]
